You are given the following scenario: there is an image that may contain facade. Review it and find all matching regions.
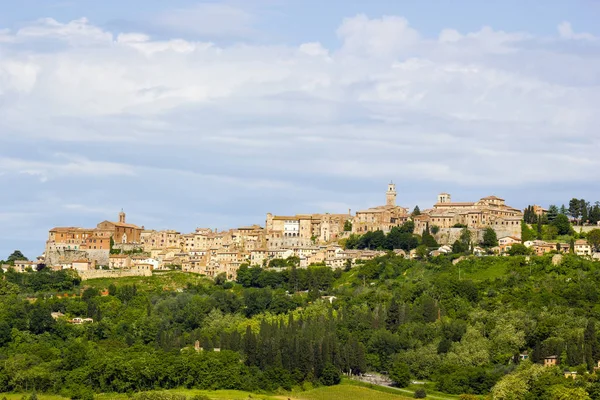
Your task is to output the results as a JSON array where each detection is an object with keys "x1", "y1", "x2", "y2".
[
  {"x1": 413, "y1": 193, "x2": 523, "y2": 242},
  {"x1": 574, "y1": 240, "x2": 592, "y2": 256},
  {"x1": 352, "y1": 183, "x2": 410, "y2": 234},
  {"x1": 97, "y1": 211, "x2": 143, "y2": 244},
  {"x1": 266, "y1": 212, "x2": 350, "y2": 247},
  {"x1": 45, "y1": 211, "x2": 141, "y2": 267}
]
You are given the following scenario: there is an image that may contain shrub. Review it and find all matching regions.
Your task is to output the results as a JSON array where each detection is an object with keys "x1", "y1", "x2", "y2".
[
  {"x1": 459, "y1": 395, "x2": 479, "y2": 400},
  {"x1": 414, "y1": 388, "x2": 427, "y2": 398},
  {"x1": 190, "y1": 396, "x2": 211, "y2": 400}
]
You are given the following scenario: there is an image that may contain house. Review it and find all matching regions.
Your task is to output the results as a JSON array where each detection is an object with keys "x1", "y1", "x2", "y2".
[
  {"x1": 544, "y1": 356, "x2": 558, "y2": 367},
  {"x1": 499, "y1": 236, "x2": 521, "y2": 246},
  {"x1": 109, "y1": 254, "x2": 131, "y2": 269},
  {"x1": 13, "y1": 260, "x2": 37, "y2": 273},
  {"x1": 574, "y1": 240, "x2": 592, "y2": 256},
  {"x1": 564, "y1": 371, "x2": 577, "y2": 379},
  {"x1": 593, "y1": 252, "x2": 600, "y2": 262},
  {"x1": 71, "y1": 259, "x2": 95, "y2": 271}
]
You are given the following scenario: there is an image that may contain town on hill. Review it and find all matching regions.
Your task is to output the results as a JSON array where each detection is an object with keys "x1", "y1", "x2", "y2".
[{"x1": 3, "y1": 184, "x2": 600, "y2": 279}]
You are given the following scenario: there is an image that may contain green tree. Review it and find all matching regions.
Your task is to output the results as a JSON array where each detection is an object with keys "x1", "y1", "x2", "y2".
[
  {"x1": 547, "y1": 205, "x2": 558, "y2": 222},
  {"x1": 389, "y1": 358, "x2": 411, "y2": 387},
  {"x1": 414, "y1": 388, "x2": 427, "y2": 398},
  {"x1": 343, "y1": 220, "x2": 352, "y2": 232},
  {"x1": 552, "y1": 214, "x2": 571, "y2": 235},
  {"x1": 482, "y1": 227, "x2": 498, "y2": 248},
  {"x1": 412, "y1": 206, "x2": 421, "y2": 216},
  {"x1": 319, "y1": 363, "x2": 341, "y2": 386},
  {"x1": 587, "y1": 229, "x2": 600, "y2": 251},
  {"x1": 569, "y1": 198, "x2": 583, "y2": 222},
  {"x1": 508, "y1": 244, "x2": 530, "y2": 256},
  {"x1": 7, "y1": 250, "x2": 27, "y2": 263}
]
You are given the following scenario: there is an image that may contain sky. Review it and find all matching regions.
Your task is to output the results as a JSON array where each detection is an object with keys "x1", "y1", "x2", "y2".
[{"x1": 1, "y1": 0, "x2": 599, "y2": 259}]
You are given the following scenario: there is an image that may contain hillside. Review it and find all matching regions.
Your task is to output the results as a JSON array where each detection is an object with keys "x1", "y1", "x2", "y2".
[{"x1": 1, "y1": 253, "x2": 600, "y2": 399}]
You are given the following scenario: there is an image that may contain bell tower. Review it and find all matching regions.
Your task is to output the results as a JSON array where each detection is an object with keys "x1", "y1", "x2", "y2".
[
  {"x1": 386, "y1": 182, "x2": 397, "y2": 206},
  {"x1": 119, "y1": 209, "x2": 126, "y2": 224}
]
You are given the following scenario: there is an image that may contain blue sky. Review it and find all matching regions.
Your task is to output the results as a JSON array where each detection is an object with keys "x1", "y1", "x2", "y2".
[{"x1": 1, "y1": 0, "x2": 599, "y2": 259}]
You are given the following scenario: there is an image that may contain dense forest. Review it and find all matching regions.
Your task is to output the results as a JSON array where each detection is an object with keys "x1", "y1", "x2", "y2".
[{"x1": 2, "y1": 252, "x2": 600, "y2": 399}]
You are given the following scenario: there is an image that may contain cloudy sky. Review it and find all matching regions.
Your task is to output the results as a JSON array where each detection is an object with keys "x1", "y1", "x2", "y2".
[{"x1": 1, "y1": 0, "x2": 599, "y2": 259}]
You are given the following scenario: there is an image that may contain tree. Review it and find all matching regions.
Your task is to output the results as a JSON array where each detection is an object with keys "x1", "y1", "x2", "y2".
[
  {"x1": 587, "y1": 229, "x2": 600, "y2": 251},
  {"x1": 412, "y1": 206, "x2": 421, "y2": 216},
  {"x1": 569, "y1": 198, "x2": 582, "y2": 222},
  {"x1": 547, "y1": 205, "x2": 558, "y2": 222},
  {"x1": 7, "y1": 250, "x2": 27, "y2": 263},
  {"x1": 389, "y1": 359, "x2": 411, "y2": 387},
  {"x1": 319, "y1": 363, "x2": 340, "y2": 386},
  {"x1": 482, "y1": 227, "x2": 498, "y2": 248},
  {"x1": 421, "y1": 224, "x2": 438, "y2": 248},
  {"x1": 414, "y1": 388, "x2": 427, "y2": 398},
  {"x1": 343, "y1": 220, "x2": 352, "y2": 232},
  {"x1": 552, "y1": 214, "x2": 571, "y2": 235},
  {"x1": 509, "y1": 244, "x2": 531, "y2": 256},
  {"x1": 584, "y1": 320, "x2": 597, "y2": 371}
]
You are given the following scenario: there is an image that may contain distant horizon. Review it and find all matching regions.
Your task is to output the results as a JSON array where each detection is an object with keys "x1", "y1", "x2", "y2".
[{"x1": 1, "y1": 0, "x2": 599, "y2": 259}]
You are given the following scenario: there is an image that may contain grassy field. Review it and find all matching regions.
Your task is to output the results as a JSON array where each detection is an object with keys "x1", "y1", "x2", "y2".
[
  {"x1": 82, "y1": 271, "x2": 212, "y2": 292},
  {"x1": 296, "y1": 384, "x2": 411, "y2": 400},
  {"x1": 0, "y1": 383, "x2": 416, "y2": 400}
]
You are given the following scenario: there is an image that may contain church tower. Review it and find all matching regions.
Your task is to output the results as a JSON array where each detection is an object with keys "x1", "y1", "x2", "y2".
[
  {"x1": 119, "y1": 209, "x2": 126, "y2": 224},
  {"x1": 386, "y1": 182, "x2": 397, "y2": 206}
]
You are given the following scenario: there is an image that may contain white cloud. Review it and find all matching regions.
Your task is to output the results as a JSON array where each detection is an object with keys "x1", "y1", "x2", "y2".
[
  {"x1": 336, "y1": 14, "x2": 420, "y2": 57},
  {"x1": 16, "y1": 17, "x2": 113, "y2": 45},
  {"x1": 558, "y1": 21, "x2": 596, "y2": 40},
  {"x1": 0, "y1": 13, "x2": 599, "y2": 258},
  {"x1": 0, "y1": 155, "x2": 136, "y2": 182}
]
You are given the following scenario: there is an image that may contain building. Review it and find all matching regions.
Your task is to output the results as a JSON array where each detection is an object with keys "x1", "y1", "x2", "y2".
[
  {"x1": 109, "y1": 254, "x2": 131, "y2": 269},
  {"x1": 266, "y1": 211, "x2": 350, "y2": 247},
  {"x1": 12, "y1": 260, "x2": 38, "y2": 273},
  {"x1": 544, "y1": 356, "x2": 558, "y2": 367},
  {"x1": 97, "y1": 211, "x2": 143, "y2": 244},
  {"x1": 574, "y1": 239, "x2": 592, "y2": 256},
  {"x1": 45, "y1": 211, "x2": 142, "y2": 267},
  {"x1": 413, "y1": 193, "x2": 523, "y2": 243},
  {"x1": 352, "y1": 183, "x2": 410, "y2": 234},
  {"x1": 532, "y1": 205, "x2": 548, "y2": 216}
]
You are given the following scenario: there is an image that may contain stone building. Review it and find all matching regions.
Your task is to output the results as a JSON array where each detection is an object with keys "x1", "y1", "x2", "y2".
[
  {"x1": 265, "y1": 211, "x2": 350, "y2": 247},
  {"x1": 45, "y1": 211, "x2": 142, "y2": 267},
  {"x1": 352, "y1": 183, "x2": 410, "y2": 234},
  {"x1": 97, "y1": 211, "x2": 143, "y2": 244},
  {"x1": 413, "y1": 193, "x2": 523, "y2": 243}
]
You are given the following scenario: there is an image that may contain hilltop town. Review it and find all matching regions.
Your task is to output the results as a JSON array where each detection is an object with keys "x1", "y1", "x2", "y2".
[{"x1": 4, "y1": 184, "x2": 600, "y2": 279}]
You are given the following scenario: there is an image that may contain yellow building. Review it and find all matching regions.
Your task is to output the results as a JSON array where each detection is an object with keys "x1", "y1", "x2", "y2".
[
  {"x1": 352, "y1": 183, "x2": 410, "y2": 234},
  {"x1": 413, "y1": 193, "x2": 523, "y2": 236}
]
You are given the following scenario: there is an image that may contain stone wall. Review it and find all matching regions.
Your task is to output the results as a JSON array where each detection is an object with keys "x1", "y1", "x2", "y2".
[
  {"x1": 45, "y1": 247, "x2": 110, "y2": 267},
  {"x1": 434, "y1": 226, "x2": 521, "y2": 246},
  {"x1": 113, "y1": 243, "x2": 144, "y2": 252},
  {"x1": 79, "y1": 269, "x2": 152, "y2": 281}
]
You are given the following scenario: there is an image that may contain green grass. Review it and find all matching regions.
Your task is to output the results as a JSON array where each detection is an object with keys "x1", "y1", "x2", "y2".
[
  {"x1": 343, "y1": 379, "x2": 462, "y2": 400},
  {"x1": 296, "y1": 384, "x2": 411, "y2": 400},
  {"x1": 2, "y1": 382, "x2": 467, "y2": 400},
  {"x1": 83, "y1": 271, "x2": 212, "y2": 292},
  {"x1": 1, "y1": 390, "x2": 284, "y2": 400},
  {"x1": 0, "y1": 395, "x2": 68, "y2": 400},
  {"x1": 95, "y1": 389, "x2": 284, "y2": 399}
]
